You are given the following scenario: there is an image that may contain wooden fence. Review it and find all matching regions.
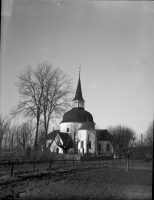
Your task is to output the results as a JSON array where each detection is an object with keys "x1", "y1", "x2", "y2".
[
  {"x1": 0, "y1": 157, "x2": 151, "y2": 177},
  {"x1": 0, "y1": 156, "x2": 114, "y2": 176}
]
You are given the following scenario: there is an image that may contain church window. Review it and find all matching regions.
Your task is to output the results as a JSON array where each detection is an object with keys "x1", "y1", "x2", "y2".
[
  {"x1": 74, "y1": 100, "x2": 78, "y2": 107},
  {"x1": 98, "y1": 143, "x2": 101, "y2": 151},
  {"x1": 67, "y1": 128, "x2": 69, "y2": 132},
  {"x1": 106, "y1": 143, "x2": 110, "y2": 151},
  {"x1": 79, "y1": 102, "x2": 82, "y2": 107},
  {"x1": 81, "y1": 141, "x2": 84, "y2": 148},
  {"x1": 88, "y1": 141, "x2": 91, "y2": 149}
]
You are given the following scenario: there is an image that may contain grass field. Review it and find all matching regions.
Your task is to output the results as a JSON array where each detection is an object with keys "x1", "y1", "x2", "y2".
[{"x1": 0, "y1": 160, "x2": 152, "y2": 200}]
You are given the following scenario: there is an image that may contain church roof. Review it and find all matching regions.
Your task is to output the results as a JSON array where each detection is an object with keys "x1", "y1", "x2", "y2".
[
  {"x1": 46, "y1": 130, "x2": 60, "y2": 140},
  {"x1": 58, "y1": 132, "x2": 73, "y2": 144},
  {"x1": 46, "y1": 131, "x2": 73, "y2": 143},
  {"x1": 60, "y1": 107, "x2": 95, "y2": 124},
  {"x1": 96, "y1": 129, "x2": 112, "y2": 141},
  {"x1": 73, "y1": 74, "x2": 85, "y2": 102},
  {"x1": 79, "y1": 121, "x2": 95, "y2": 130}
]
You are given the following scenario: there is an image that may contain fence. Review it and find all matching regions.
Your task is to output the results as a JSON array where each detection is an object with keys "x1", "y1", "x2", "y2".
[
  {"x1": 0, "y1": 155, "x2": 115, "y2": 176},
  {"x1": 0, "y1": 156, "x2": 151, "y2": 177}
]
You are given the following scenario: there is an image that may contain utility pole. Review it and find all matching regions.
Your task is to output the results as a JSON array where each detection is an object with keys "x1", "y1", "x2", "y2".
[{"x1": 141, "y1": 133, "x2": 143, "y2": 146}]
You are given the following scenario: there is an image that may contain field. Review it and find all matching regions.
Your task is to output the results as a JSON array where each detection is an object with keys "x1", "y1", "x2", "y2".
[{"x1": 0, "y1": 160, "x2": 152, "y2": 200}]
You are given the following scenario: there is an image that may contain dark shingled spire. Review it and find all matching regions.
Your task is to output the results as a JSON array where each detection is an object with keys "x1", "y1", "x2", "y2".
[{"x1": 73, "y1": 72, "x2": 85, "y2": 102}]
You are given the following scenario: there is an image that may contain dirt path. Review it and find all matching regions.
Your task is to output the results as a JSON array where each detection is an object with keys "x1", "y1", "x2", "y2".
[{"x1": 0, "y1": 164, "x2": 152, "y2": 200}]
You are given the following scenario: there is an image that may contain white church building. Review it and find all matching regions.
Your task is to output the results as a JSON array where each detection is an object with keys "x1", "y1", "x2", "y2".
[{"x1": 46, "y1": 72, "x2": 113, "y2": 156}]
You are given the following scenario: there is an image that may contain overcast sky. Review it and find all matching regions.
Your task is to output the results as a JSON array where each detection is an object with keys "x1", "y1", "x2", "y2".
[{"x1": 1, "y1": 0, "x2": 154, "y2": 139}]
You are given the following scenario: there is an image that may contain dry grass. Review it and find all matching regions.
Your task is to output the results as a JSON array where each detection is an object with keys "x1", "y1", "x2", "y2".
[{"x1": 0, "y1": 162, "x2": 152, "y2": 200}]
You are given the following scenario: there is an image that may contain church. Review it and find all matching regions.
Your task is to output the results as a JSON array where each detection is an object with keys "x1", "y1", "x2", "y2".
[{"x1": 46, "y1": 72, "x2": 113, "y2": 156}]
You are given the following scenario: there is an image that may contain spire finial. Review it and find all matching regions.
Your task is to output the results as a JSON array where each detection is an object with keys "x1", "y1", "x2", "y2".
[
  {"x1": 79, "y1": 64, "x2": 81, "y2": 76},
  {"x1": 72, "y1": 63, "x2": 85, "y2": 102}
]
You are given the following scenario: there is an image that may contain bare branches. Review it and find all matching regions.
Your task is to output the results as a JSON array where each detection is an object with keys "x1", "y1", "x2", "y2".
[
  {"x1": 0, "y1": 114, "x2": 10, "y2": 151},
  {"x1": 17, "y1": 121, "x2": 34, "y2": 154},
  {"x1": 108, "y1": 125, "x2": 136, "y2": 157},
  {"x1": 144, "y1": 121, "x2": 153, "y2": 147},
  {"x1": 143, "y1": 121, "x2": 154, "y2": 157},
  {"x1": 55, "y1": 133, "x2": 74, "y2": 154},
  {"x1": 11, "y1": 65, "x2": 43, "y2": 119},
  {"x1": 69, "y1": 124, "x2": 80, "y2": 154},
  {"x1": 10, "y1": 61, "x2": 73, "y2": 152}
]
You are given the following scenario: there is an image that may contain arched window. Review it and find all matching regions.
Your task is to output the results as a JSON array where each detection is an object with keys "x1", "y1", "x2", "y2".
[
  {"x1": 88, "y1": 141, "x2": 91, "y2": 149},
  {"x1": 98, "y1": 143, "x2": 101, "y2": 151},
  {"x1": 81, "y1": 141, "x2": 84, "y2": 148},
  {"x1": 106, "y1": 143, "x2": 110, "y2": 151}
]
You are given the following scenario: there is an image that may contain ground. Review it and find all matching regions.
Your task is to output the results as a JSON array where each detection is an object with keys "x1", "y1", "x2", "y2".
[{"x1": 0, "y1": 161, "x2": 152, "y2": 200}]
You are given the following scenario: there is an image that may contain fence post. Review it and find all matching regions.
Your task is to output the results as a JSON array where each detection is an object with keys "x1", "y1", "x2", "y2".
[
  {"x1": 72, "y1": 160, "x2": 74, "y2": 167},
  {"x1": 50, "y1": 161, "x2": 52, "y2": 170},
  {"x1": 33, "y1": 162, "x2": 35, "y2": 171},
  {"x1": 132, "y1": 157, "x2": 133, "y2": 163},
  {"x1": 63, "y1": 160, "x2": 65, "y2": 169},
  {"x1": 11, "y1": 163, "x2": 14, "y2": 176}
]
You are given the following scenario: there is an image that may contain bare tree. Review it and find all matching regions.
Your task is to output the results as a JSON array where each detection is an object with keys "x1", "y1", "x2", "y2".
[
  {"x1": 108, "y1": 125, "x2": 136, "y2": 171},
  {"x1": 55, "y1": 133, "x2": 74, "y2": 154},
  {"x1": 108, "y1": 125, "x2": 135, "y2": 157},
  {"x1": 1, "y1": 124, "x2": 20, "y2": 161},
  {"x1": 10, "y1": 66, "x2": 43, "y2": 153},
  {"x1": 144, "y1": 121, "x2": 153, "y2": 148},
  {"x1": 9, "y1": 125, "x2": 19, "y2": 150},
  {"x1": 69, "y1": 123, "x2": 80, "y2": 155},
  {"x1": 35, "y1": 62, "x2": 73, "y2": 152},
  {"x1": 16, "y1": 121, "x2": 34, "y2": 156},
  {"x1": 143, "y1": 120, "x2": 153, "y2": 160},
  {"x1": 0, "y1": 114, "x2": 10, "y2": 154},
  {"x1": 11, "y1": 61, "x2": 73, "y2": 154},
  {"x1": 86, "y1": 132, "x2": 91, "y2": 155}
]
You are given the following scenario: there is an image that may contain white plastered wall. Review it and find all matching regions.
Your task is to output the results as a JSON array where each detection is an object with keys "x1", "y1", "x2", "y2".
[
  {"x1": 46, "y1": 139, "x2": 63, "y2": 154},
  {"x1": 60, "y1": 122, "x2": 82, "y2": 133},
  {"x1": 78, "y1": 129, "x2": 97, "y2": 154}
]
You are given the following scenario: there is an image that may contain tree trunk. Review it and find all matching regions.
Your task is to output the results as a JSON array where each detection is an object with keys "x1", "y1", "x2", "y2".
[
  {"x1": 43, "y1": 116, "x2": 47, "y2": 154},
  {"x1": 34, "y1": 115, "x2": 40, "y2": 158},
  {"x1": 73, "y1": 135, "x2": 76, "y2": 155},
  {"x1": 63, "y1": 149, "x2": 67, "y2": 154},
  {"x1": 87, "y1": 145, "x2": 89, "y2": 155},
  {"x1": 126, "y1": 155, "x2": 129, "y2": 172},
  {"x1": 119, "y1": 154, "x2": 122, "y2": 164},
  {"x1": 43, "y1": 115, "x2": 50, "y2": 156}
]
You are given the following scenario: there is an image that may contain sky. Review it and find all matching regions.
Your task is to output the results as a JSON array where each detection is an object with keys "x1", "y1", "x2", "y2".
[{"x1": 1, "y1": 0, "x2": 154, "y2": 140}]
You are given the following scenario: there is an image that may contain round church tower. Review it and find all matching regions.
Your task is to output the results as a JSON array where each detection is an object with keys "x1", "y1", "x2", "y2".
[{"x1": 60, "y1": 72, "x2": 95, "y2": 133}]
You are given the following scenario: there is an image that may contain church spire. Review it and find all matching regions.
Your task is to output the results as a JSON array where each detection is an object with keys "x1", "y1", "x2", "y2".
[{"x1": 73, "y1": 65, "x2": 85, "y2": 108}]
